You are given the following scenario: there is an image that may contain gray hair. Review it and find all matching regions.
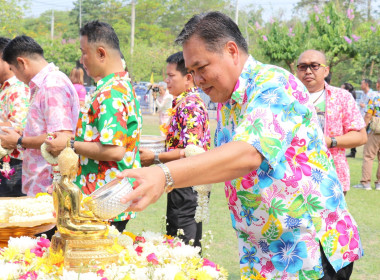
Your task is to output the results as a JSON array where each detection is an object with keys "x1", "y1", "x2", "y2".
[{"x1": 158, "y1": 81, "x2": 167, "y2": 90}]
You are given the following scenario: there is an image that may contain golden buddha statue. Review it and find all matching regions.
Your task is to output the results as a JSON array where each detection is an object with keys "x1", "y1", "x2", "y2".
[{"x1": 49, "y1": 141, "x2": 118, "y2": 271}]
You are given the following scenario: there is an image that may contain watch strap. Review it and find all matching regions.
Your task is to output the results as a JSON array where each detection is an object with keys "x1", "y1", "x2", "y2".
[
  {"x1": 153, "y1": 153, "x2": 161, "y2": 164},
  {"x1": 17, "y1": 136, "x2": 23, "y2": 149},
  {"x1": 157, "y1": 163, "x2": 174, "y2": 193},
  {"x1": 330, "y1": 137, "x2": 337, "y2": 148},
  {"x1": 70, "y1": 139, "x2": 76, "y2": 152}
]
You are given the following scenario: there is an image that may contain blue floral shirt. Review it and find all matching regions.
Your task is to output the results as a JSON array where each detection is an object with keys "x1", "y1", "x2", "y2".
[{"x1": 215, "y1": 56, "x2": 363, "y2": 279}]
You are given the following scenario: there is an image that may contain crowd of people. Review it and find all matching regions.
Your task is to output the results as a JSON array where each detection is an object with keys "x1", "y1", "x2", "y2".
[{"x1": 0, "y1": 10, "x2": 378, "y2": 280}]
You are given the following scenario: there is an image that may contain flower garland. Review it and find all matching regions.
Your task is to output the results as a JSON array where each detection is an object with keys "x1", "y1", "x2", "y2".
[
  {"x1": 184, "y1": 145, "x2": 212, "y2": 223},
  {"x1": 0, "y1": 140, "x2": 15, "y2": 181},
  {"x1": 0, "y1": 228, "x2": 228, "y2": 279},
  {"x1": 40, "y1": 134, "x2": 61, "y2": 184}
]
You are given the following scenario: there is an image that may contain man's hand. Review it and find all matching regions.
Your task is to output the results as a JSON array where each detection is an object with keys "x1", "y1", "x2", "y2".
[
  {"x1": 139, "y1": 148, "x2": 155, "y2": 167},
  {"x1": 117, "y1": 166, "x2": 166, "y2": 212},
  {"x1": 45, "y1": 132, "x2": 71, "y2": 157},
  {"x1": 0, "y1": 128, "x2": 21, "y2": 149},
  {"x1": 360, "y1": 103, "x2": 365, "y2": 108}
]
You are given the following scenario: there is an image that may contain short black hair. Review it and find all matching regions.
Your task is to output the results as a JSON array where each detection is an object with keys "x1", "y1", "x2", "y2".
[
  {"x1": 342, "y1": 82, "x2": 356, "y2": 99},
  {"x1": 166, "y1": 51, "x2": 188, "y2": 76},
  {"x1": 362, "y1": 78, "x2": 372, "y2": 88},
  {"x1": 0, "y1": 37, "x2": 11, "y2": 53},
  {"x1": 175, "y1": 11, "x2": 248, "y2": 54},
  {"x1": 2, "y1": 35, "x2": 44, "y2": 65},
  {"x1": 80, "y1": 20, "x2": 120, "y2": 52}
]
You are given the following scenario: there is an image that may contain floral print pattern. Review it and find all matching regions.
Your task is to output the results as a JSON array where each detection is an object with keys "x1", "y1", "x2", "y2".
[
  {"x1": 166, "y1": 87, "x2": 210, "y2": 151},
  {"x1": 215, "y1": 56, "x2": 363, "y2": 279},
  {"x1": 74, "y1": 72, "x2": 142, "y2": 222},
  {"x1": 0, "y1": 76, "x2": 30, "y2": 159},
  {"x1": 323, "y1": 82, "x2": 365, "y2": 192},
  {"x1": 23, "y1": 63, "x2": 79, "y2": 196}
]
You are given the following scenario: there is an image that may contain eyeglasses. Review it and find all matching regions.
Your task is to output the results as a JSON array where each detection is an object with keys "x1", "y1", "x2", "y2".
[{"x1": 296, "y1": 63, "x2": 327, "y2": 71}]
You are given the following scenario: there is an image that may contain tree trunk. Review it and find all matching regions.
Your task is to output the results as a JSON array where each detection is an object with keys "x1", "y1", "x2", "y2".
[
  {"x1": 287, "y1": 61, "x2": 295, "y2": 74},
  {"x1": 369, "y1": 60, "x2": 375, "y2": 76}
]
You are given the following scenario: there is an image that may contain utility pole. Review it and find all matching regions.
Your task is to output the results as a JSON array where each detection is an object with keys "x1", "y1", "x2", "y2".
[
  {"x1": 235, "y1": 0, "x2": 239, "y2": 25},
  {"x1": 79, "y1": 0, "x2": 82, "y2": 28},
  {"x1": 131, "y1": 0, "x2": 135, "y2": 56},
  {"x1": 367, "y1": 0, "x2": 371, "y2": 21},
  {"x1": 51, "y1": 10, "x2": 54, "y2": 41}
]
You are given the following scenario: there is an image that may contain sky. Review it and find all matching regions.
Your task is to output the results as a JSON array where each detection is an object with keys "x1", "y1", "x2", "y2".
[{"x1": 29, "y1": 0, "x2": 299, "y2": 20}]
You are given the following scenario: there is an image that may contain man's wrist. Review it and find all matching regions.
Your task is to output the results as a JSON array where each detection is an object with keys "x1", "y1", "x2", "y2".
[
  {"x1": 17, "y1": 136, "x2": 23, "y2": 150},
  {"x1": 153, "y1": 153, "x2": 161, "y2": 164}
]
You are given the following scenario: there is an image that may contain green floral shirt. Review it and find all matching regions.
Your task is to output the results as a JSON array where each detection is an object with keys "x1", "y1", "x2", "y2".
[{"x1": 74, "y1": 72, "x2": 142, "y2": 221}]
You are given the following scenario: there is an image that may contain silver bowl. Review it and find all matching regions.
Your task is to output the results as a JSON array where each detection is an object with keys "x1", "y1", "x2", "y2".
[
  {"x1": 140, "y1": 135, "x2": 166, "y2": 154},
  {"x1": 89, "y1": 177, "x2": 133, "y2": 220}
]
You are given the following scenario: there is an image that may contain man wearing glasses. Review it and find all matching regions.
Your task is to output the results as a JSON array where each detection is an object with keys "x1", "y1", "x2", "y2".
[{"x1": 296, "y1": 49, "x2": 367, "y2": 196}]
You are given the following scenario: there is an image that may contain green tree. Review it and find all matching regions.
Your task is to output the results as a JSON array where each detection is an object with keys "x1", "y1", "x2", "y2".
[{"x1": 0, "y1": 0, "x2": 29, "y2": 37}]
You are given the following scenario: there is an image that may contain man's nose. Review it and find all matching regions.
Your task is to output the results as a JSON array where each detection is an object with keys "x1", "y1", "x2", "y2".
[
  {"x1": 305, "y1": 66, "x2": 312, "y2": 74},
  {"x1": 193, "y1": 73, "x2": 204, "y2": 87}
]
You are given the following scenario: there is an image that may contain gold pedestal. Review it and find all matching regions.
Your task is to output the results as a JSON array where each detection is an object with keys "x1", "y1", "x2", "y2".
[{"x1": 49, "y1": 232, "x2": 118, "y2": 272}]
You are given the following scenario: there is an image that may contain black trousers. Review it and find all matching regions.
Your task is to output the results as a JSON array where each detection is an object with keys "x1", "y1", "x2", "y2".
[
  {"x1": 319, "y1": 244, "x2": 354, "y2": 280},
  {"x1": 166, "y1": 187, "x2": 202, "y2": 247},
  {"x1": 0, "y1": 158, "x2": 25, "y2": 197}
]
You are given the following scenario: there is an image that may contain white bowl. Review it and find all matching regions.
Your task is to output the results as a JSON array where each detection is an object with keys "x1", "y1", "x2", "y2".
[
  {"x1": 140, "y1": 135, "x2": 166, "y2": 154},
  {"x1": 89, "y1": 177, "x2": 133, "y2": 220}
]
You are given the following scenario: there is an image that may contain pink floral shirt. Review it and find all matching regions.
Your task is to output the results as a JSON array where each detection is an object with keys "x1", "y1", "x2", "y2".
[
  {"x1": 323, "y1": 82, "x2": 365, "y2": 191},
  {"x1": 22, "y1": 63, "x2": 80, "y2": 196},
  {"x1": 0, "y1": 76, "x2": 30, "y2": 160}
]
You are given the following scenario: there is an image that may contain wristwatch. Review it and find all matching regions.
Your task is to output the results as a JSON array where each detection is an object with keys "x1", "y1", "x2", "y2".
[
  {"x1": 157, "y1": 163, "x2": 174, "y2": 193},
  {"x1": 16, "y1": 136, "x2": 23, "y2": 150},
  {"x1": 70, "y1": 139, "x2": 76, "y2": 152},
  {"x1": 330, "y1": 137, "x2": 337, "y2": 148},
  {"x1": 153, "y1": 153, "x2": 161, "y2": 164}
]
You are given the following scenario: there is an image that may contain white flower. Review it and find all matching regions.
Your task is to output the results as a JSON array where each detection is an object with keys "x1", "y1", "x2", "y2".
[
  {"x1": 97, "y1": 180, "x2": 105, "y2": 187},
  {"x1": 77, "y1": 127, "x2": 83, "y2": 137},
  {"x1": 79, "y1": 175, "x2": 86, "y2": 186},
  {"x1": 128, "y1": 103, "x2": 135, "y2": 116},
  {"x1": 105, "y1": 168, "x2": 119, "y2": 182},
  {"x1": 124, "y1": 151, "x2": 135, "y2": 165},
  {"x1": 88, "y1": 173, "x2": 96, "y2": 183},
  {"x1": 115, "y1": 139, "x2": 123, "y2": 147},
  {"x1": 100, "y1": 128, "x2": 114, "y2": 143},
  {"x1": 8, "y1": 237, "x2": 38, "y2": 253},
  {"x1": 80, "y1": 155, "x2": 88, "y2": 165},
  {"x1": 82, "y1": 113, "x2": 89, "y2": 123},
  {"x1": 99, "y1": 104, "x2": 107, "y2": 116},
  {"x1": 97, "y1": 94, "x2": 106, "y2": 103},
  {"x1": 84, "y1": 125, "x2": 99, "y2": 141},
  {"x1": 112, "y1": 98, "x2": 124, "y2": 112}
]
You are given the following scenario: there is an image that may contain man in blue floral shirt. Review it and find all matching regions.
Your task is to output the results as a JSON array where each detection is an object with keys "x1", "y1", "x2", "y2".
[{"x1": 120, "y1": 12, "x2": 363, "y2": 279}]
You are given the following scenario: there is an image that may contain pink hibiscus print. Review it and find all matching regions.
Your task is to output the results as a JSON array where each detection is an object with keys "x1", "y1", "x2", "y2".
[
  {"x1": 241, "y1": 171, "x2": 257, "y2": 189},
  {"x1": 225, "y1": 181, "x2": 242, "y2": 223},
  {"x1": 284, "y1": 147, "x2": 311, "y2": 181},
  {"x1": 336, "y1": 215, "x2": 360, "y2": 250}
]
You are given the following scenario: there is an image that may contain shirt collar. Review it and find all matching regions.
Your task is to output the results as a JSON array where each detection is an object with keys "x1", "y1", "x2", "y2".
[
  {"x1": 0, "y1": 75, "x2": 18, "y2": 90},
  {"x1": 230, "y1": 55, "x2": 258, "y2": 104},
  {"x1": 172, "y1": 87, "x2": 198, "y2": 106},
  {"x1": 96, "y1": 71, "x2": 128, "y2": 89},
  {"x1": 29, "y1": 62, "x2": 58, "y2": 90}
]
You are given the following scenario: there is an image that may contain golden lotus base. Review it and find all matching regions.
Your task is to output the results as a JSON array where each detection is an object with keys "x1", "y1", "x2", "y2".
[{"x1": 49, "y1": 232, "x2": 118, "y2": 272}]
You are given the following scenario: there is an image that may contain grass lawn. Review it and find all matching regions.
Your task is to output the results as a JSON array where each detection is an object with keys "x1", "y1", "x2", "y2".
[{"x1": 128, "y1": 114, "x2": 380, "y2": 280}]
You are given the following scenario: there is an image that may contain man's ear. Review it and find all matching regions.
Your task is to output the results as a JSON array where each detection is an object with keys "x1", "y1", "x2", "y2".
[
  {"x1": 324, "y1": 66, "x2": 330, "y2": 78},
  {"x1": 185, "y1": 73, "x2": 195, "y2": 86},
  {"x1": 97, "y1": 46, "x2": 106, "y2": 61},
  {"x1": 16, "y1": 57, "x2": 27, "y2": 70},
  {"x1": 225, "y1": 41, "x2": 239, "y2": 64}
]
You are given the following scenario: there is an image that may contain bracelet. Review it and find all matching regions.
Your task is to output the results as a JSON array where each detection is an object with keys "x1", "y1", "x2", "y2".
[{"x1": 157, "y1": 163, "x2": 174, "y2": 193}]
